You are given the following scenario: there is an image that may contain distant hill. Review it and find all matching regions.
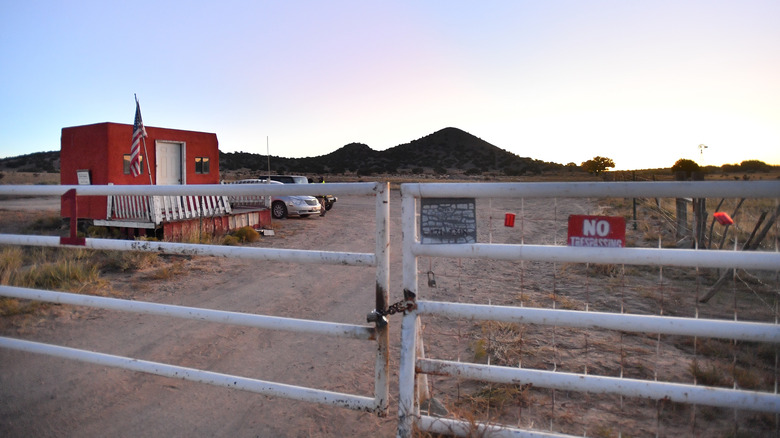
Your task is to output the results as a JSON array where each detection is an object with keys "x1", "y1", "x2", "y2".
[
  {"x1": 0, "y1": 151, "x2": 59, "y2": 173},
  {"x1": 221, "y1": 127, "x2": 563, "y2": 176},
  {"x1": 3, "y1": 127, "x2": 562, "y2": 176}
]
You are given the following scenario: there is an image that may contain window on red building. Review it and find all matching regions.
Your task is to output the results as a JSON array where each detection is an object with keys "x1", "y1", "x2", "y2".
[
  {"x1": 195, "y1": 157, "x2": 210, "y2": 174},
  {"x1": 123, "y1": 154, "x2": 143, "y2": 174}
]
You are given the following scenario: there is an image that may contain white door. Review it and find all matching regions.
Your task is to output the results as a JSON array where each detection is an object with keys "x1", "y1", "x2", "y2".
[{"x1": 156, "y1": 142, "x2": 183, "y2": 185}]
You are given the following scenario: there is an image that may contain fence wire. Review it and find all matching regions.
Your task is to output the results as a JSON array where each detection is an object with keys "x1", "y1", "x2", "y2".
[{"x1": 414, "y1": 194, "x2": 779, "y2": 437}]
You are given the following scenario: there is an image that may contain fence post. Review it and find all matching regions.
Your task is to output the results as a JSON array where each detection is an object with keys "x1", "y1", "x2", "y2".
[
  {"x1": 674, "y1": 172, "x2": 690, "y2": 243},
  {"x1": 374, "y1": 182, "x2": 390, "y2": 415},
  {"x1": 398, "y1": 191, "x2": 420, "y2": 438}
]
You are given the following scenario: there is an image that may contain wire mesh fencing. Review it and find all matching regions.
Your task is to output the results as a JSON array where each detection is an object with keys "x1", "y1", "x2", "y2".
[{"x1": 401, "y1": 184, "x2": 779, "y2": 437}]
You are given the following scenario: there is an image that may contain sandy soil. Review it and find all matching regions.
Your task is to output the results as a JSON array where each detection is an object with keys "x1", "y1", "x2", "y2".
[{"x1": 0, "y1": 192, "x2": 777, "y2": 437}]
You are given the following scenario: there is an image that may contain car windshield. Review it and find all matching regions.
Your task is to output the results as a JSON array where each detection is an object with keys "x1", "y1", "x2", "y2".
[{"x1": 291, "y1": 176, "x2": 308, "y2": 184}]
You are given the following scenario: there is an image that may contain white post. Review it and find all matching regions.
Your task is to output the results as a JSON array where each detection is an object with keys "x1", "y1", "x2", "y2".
[
  {"x1": 397, "y1": 189, "x2": 419, "y2": 438},
  {"x1": 374, "y1": 182, "x2": 390, "y2": 415}
]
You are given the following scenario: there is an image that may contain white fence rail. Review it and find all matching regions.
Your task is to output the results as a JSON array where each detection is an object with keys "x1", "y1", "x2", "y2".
[
  {"x1": 397, "y1": 181, "x2": 780, "y2": 438},
  {"x1": 0, "y1": 182, "x2": 391, "y2": 416}
]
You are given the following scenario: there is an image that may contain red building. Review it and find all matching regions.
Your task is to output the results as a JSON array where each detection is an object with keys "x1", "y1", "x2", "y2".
[{"x1": 60, "y1": 122, "x2": 269, "y2": 238}]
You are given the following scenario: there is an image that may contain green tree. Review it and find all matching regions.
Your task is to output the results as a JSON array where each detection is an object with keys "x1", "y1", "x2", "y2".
[
  {"x1": 739, "y1": 160, "x2": 771, "y2": 172},
  {"x1": 671, "y1": 158, "x2": 700, "y2": 174},
  {"x1": 581, "y1": 156, "x2": 615, "y2": 175}
]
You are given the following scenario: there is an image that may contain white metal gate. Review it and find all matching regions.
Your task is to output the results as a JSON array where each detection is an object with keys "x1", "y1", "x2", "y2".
[
  {"x1": 397, "y1": 181, "x2": 780, "y2": 437},
  {"x1": 2, "y1": 180, "x2": 780, "y2": 435},
  {"x1": 0, "y1": 182, "x2": 391, "y2": 416}
]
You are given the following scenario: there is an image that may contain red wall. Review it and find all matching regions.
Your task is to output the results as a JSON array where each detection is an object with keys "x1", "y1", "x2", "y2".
[{"x1": 60, "y1": 122, "x2": 220, "y2": 219}]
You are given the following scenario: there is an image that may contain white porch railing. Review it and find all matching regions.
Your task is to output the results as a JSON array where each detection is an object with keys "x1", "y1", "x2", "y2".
[{"x1": 105, "y1": 194, "x2": 233, "y2": 225}]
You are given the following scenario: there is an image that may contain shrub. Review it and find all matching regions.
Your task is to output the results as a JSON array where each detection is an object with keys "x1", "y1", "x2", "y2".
[
  {"x1": 671, "y1": 158, "x2": 700, "y2": 176},
  {"x1": 222, "y1": 235, "x2": 240, "y2": 246},
  {"x1": 15, "y1": 257, "x2": 104, "y2": 293},
  {"x1": 99, "y1": 250, "x2": 159, "y2": 272},
  {"x1": 581, "y1": 156, "x2": 615, "y2": 175},
  {"x1": 740, "y1": 160, "x2": 772, "y2": 172},
  {"x1": 233, "y1": 226, "x2": 259, "y2": 243}
]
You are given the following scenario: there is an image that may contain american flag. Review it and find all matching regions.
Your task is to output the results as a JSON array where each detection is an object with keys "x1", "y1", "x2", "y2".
[{"x1": 130, "y1": 97, "x2": 147, "y2": 177}]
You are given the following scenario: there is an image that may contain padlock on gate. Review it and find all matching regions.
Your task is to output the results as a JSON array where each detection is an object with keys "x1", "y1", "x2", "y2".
[{"x1": 366, "y1": 309, "x2": 388, "y2": 328}]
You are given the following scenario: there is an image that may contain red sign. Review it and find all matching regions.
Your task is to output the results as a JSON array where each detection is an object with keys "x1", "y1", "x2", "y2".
[{"x1": 567, "y1": 215, "x2": 626, "y2": 247}]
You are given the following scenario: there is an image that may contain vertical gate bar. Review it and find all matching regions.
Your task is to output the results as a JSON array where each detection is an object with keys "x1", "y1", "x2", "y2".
[
  {"x1": 374, "y1": 182, "x2": 390, "y2": 415},
  {"x1": 398, "y1": 311, "x2": 418, "y2": 438},
  {"x1": 398, "y1": 190, "x2": 419, "y2": 438}
]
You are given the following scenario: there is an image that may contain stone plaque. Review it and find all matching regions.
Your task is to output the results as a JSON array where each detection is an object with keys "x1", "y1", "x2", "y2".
[{"x1": 420, "y1": 197, "x2": 477, "y2": 244}]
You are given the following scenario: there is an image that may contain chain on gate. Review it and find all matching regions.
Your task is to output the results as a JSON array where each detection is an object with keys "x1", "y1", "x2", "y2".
[{"x1": 366, "y1": 289, "x2": 417, "y2": 328}]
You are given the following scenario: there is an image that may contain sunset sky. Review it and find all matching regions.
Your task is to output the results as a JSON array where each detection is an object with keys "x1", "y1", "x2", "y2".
[{"x1": 1, "y1": 1, "x2": 778, "y2": 170}]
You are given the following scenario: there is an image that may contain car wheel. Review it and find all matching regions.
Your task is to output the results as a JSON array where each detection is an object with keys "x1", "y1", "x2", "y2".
[
  {"x1": 324, "y1": 201, "x2": 333, "y2": 211},
  {"x1": 272, "y1": 201, "x2": 288, "y2": 219}
]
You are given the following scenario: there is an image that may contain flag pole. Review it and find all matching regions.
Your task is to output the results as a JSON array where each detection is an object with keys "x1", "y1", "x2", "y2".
[
  {"x1": 133, "y1": 94, "x2": 154, "y2": 185},
  {"x1": 142, "y1": 136, "x2": 154, "y2": 185}
]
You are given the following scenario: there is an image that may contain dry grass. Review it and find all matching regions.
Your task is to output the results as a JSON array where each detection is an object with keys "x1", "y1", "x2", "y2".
[
  {"x1": 0, "y1": 246, "x2": 107, "y2": 315},
  {"x1": 147, "y1": 260, "x2": 186, "y2": 280},
  {"x1": 0, "y1": 208, "x2": 267, "y2": 317},
  {"x1": 0, "y1": 171, "x2": 59, "y2": 185}
]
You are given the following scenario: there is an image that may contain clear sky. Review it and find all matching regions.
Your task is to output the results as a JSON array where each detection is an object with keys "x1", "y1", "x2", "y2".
[{"x1": 1, "y1": 1, "x2": 778, "y2": 170}]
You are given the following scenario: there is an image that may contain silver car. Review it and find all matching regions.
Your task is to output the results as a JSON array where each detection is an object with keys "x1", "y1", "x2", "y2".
[{"x1": 231, "y1": 179, "x2": 321, "y2": 219}]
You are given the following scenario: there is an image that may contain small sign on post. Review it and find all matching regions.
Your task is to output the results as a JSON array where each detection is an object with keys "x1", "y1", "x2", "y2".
[
  {"x1": 76, "y1": 169, "x2": 91, "y2": 185},
  {"x1": 420, "y1": 198, "x2": 477, "y2": 244},
  {"x1": 567, "y1": 215, "x2": 626, "y2": 247}
]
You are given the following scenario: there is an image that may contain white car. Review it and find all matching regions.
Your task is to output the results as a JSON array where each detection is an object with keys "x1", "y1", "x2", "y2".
[
  {"x1": 269, "y1": 175, "x2": 337, "y2": 211},
  {"x1": 231, "y1": 179, "x2": 321, "y2": 219}
]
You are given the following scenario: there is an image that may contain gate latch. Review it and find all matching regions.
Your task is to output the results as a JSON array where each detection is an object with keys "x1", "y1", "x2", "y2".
[{"x1": 366, "y1": 289, "x2": 417, "y2": 328}]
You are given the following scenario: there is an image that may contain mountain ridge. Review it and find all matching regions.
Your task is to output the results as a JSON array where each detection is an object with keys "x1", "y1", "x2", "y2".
[
  {"x1": 221, "y1": 127, "x2": 562, "y2": 176},
  {"x1": 0, "y1": 127, "x2": 564, "y2": 176}
]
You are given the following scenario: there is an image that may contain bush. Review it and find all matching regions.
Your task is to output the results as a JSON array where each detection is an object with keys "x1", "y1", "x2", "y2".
[
  {"x1": 222, "y1": 235, "x2": 240, "y2": 246},
  {"x1": 740, "y1": 160, "x2": 772, "y2": 173},
  {"x1": 581, "y1": 156, "x2": 615, "y2": 175},
  {"x1": 671, "y1": 158, "x2": 700, "y2": 174},
  {"x1": 232, "y1": 226, "x2": 259, "y2": 243},
  {"x1": 99, "y1": 250, "x2": 159, "y2": 272}
]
